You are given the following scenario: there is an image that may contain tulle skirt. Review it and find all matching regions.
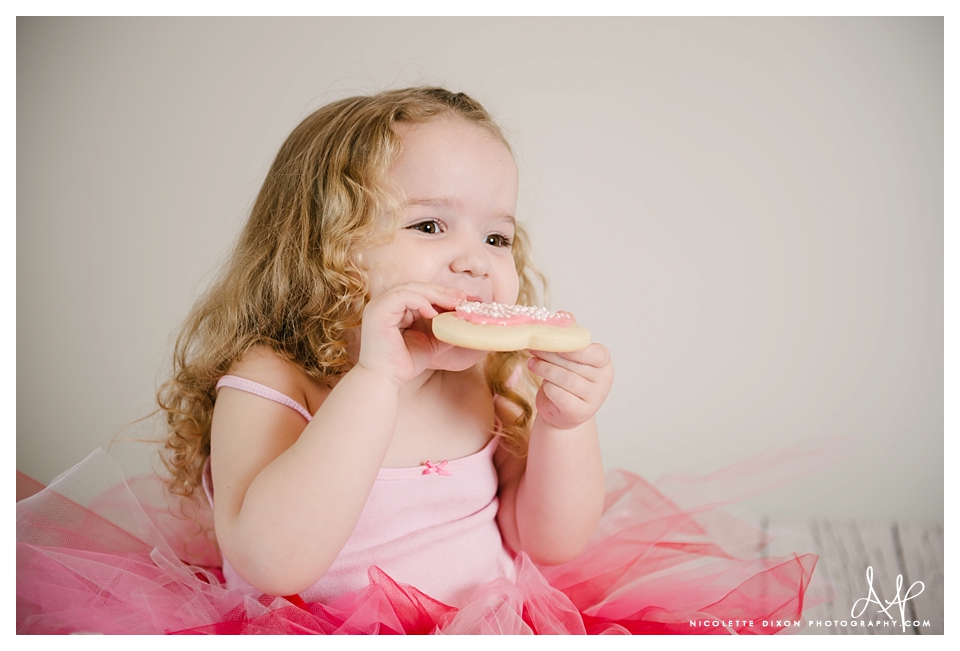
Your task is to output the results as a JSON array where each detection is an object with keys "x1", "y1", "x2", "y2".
[{"x1": 17, "y1": 440, "x2": 845, "y2": 635}]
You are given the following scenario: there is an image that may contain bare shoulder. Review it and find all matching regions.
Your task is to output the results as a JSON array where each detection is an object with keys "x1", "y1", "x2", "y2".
[
  {"x1": 225, "y1": 345, "x2": 329, "y2": 412},
  {"x1": 211, "y1": 346, "x2": 325, "y2": 521}
]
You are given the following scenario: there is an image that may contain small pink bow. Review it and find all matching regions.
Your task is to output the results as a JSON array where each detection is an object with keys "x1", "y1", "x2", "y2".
[{"x1": 422, "y1": 460, "x2": 452, "y2": 476}]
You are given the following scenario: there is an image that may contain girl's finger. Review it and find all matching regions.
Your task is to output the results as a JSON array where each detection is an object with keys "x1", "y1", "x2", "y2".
[
  {"x1": 529, "y1": 350, "x2": 590, "y2": 377},
  {"x1": 392, "y1": 283, "x2": 468, "y2": 311},
  {"x1": 530, "y1": 344, "x2": 610, "y2": 370},
  {"x1": 379, "y1": 284, "x2": 464, "y2": 322},
  {"x1": 528, "y1": 356, "x2": 589, "y2": 398},
  {"x1": 403, "y1": 281, "x2": 469, "y2": 300},
  {"x1": 379, "y1": 291, "x2": 440, "y2": 324},
  {"x1": 528, "y1": 350, "x2": 601, "y2": 382},
  {"x1": 540, "y1": 379, "x2": 585, "y2": 412}
]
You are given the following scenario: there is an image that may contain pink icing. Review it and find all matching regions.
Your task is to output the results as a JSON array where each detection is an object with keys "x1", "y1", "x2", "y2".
[{"x1": 453, "y1": 302, "x2": 575, "y2": 327}]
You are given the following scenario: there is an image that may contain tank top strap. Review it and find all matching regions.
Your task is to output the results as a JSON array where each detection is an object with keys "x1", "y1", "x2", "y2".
[{"x1": 215, "y1": 375, "x2": 313, "y2": 422}]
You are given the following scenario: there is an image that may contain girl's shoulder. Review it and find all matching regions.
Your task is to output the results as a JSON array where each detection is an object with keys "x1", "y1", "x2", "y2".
[{"x1": 225, "y1": 345, "x2": 330, "y2": 416}]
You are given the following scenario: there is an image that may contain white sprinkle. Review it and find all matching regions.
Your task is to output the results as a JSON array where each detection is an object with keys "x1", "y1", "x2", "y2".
[{"x1": 455, "y1": 301, "x2": 569, "y2": 321}]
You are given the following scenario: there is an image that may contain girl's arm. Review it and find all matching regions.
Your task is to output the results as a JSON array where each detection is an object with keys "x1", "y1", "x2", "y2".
[
  {"x1": 211, "y1": 283, "x2": 464, "y2": 596},
  {"x1": 496, "y1": 345, "x2": 613, "y2": 565}
]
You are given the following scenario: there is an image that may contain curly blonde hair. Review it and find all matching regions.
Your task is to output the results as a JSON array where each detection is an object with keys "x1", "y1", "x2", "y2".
[{"x1": 158, "y1": 87, "x2": 544, "y2": 503}]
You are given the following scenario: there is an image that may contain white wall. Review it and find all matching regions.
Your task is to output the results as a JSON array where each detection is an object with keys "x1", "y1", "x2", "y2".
[{"x1": 17, "y1": 17, "x2": 943, "y2": 521}]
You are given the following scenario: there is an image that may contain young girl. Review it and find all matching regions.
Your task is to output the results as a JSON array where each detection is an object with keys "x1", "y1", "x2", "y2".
[
  {"x1": 17, "y1": 88, "x2": 823, "y2": 635},
  {"x1": 167, "y1": 86, "x2": 612, "y2": 604}
]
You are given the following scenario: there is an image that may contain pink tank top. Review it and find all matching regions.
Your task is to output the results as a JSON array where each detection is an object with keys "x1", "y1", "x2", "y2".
[{"x1": 205, "y1": 376, "x2": 516, "y2": 606}]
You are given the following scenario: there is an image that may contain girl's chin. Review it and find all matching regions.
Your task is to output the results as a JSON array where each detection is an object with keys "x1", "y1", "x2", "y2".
[{"x1": 429, "y1": 346, "x2": 488, "y2": 372}]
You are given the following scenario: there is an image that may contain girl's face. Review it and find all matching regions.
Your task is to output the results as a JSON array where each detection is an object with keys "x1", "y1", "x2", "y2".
[{"x1": 364, "y1": 116, "x2": 521, "y2": 371}]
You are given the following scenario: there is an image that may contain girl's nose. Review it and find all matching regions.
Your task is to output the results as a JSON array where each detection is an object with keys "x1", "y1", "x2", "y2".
[{"x1": 450, "y1": 240, "x2": 490, "y2": 277}]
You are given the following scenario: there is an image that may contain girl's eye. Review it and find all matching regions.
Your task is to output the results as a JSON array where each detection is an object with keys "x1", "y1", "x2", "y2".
[
  {"x1": 485, "y1": 233, "x2": 513, "y2": 248},
  {"x1": 408, "y1": 220, "x2": 442, "y2": 234}
]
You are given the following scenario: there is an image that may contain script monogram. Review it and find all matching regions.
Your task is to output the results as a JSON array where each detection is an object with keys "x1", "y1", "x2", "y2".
[{"x1": 850, "y1": 566, "x2": 924, "y2": 633}]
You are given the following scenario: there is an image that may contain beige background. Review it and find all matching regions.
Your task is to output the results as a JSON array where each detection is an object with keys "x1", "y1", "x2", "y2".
[{"x1": 17, "y1": 17, "x2": 943, "y2": 521}]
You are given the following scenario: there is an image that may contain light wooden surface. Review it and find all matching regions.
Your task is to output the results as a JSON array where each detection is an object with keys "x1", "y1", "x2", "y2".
[{"x1": 762, "y1": 518, "x2": 943, "y2": 635}]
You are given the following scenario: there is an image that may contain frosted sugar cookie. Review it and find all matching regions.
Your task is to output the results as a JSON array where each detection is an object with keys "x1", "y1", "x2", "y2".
[{"x1": 432, "y1": 301, "x2": 591, "y2": 352}]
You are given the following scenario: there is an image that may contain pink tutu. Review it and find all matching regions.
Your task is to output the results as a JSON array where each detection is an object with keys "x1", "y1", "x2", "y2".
[{"x1": 17, "y1": 440, "x2": 845, "y2": 635}]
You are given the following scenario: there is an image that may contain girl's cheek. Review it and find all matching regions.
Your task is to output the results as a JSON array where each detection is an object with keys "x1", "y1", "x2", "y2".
[
  {"x1": 506, "y1": 279, "x2": 521, "y2": 304},
  {"x1": 498, "y1": 267, "x2": 521, "y2": 303}
]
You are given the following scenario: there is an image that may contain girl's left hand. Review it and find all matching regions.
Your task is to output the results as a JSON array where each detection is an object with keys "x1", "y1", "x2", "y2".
[{"x1": 527, "y1": 343, "x2": 614, "y2": 431}]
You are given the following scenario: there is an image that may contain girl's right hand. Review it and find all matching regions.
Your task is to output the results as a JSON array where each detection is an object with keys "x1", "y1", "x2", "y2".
[{"x1": 357, "y1": 282, "x2": 466, "y2": 386}]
